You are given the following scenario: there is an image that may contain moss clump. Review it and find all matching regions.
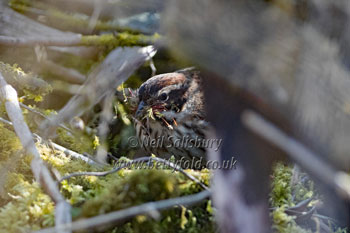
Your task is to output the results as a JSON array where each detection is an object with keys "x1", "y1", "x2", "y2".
[
  {"x1": 81, "y1": 170, "x2": 180, "y2": 217},
  {"x1": 272, "y1": 206, "x2": 311, "y2": 233},
  {"x1": 270, "y1": 163, "x2": 319, "y2": 233},
  {"x1": 55, "y1": 127, "x2": 96, "y2": 154},
  {"x1": 79, "y1": 169, "x2": 214, "y2": 233},
  {"x1": 270, "y1": 163, "x2": 293, "y2": 207},
  {"x1": 0, "y1": 175, "x2": 55, "y2": 232}
]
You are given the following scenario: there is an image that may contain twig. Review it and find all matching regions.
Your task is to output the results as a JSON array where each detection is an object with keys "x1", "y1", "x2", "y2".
[
  {"x1": 0, "y1": 116, "x2": 12, "y2": 125},
  {"x1": 242, "y1": 110, "x2": 350, "y2": 200},
  {"x1": 59, "y1": 157, "x2": 209, "y2": 190},
  {"x1": 33, "y1": 189, "x2": 211, "y2": 233},
  {"x1": 0, "y1": 72, "x2": 72, "y2": 233},
  {"x1": 149, "y1": 58, "x2": 157, "y2": 76}
]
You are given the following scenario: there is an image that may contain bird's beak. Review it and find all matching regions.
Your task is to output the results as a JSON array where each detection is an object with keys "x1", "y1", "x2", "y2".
[{"x1": 136, "y1": 101, "x2": 145, "y2": 119}]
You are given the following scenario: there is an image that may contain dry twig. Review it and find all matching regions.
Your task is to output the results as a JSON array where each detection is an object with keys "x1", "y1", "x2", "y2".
[{"x1": 59, "y1": 156, "x2": 209, "y2": 190}]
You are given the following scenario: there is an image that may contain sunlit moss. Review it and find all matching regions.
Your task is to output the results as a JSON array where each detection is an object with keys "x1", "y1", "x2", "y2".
[
  {"x1": 270, "y1": 163, "x2": 293, "y2": 207},
  {"x1": 272, "y1": 206, "x2": 310, "y2": 233},
  {"x1": 0, "y1": 174, "x2": 54, "y2": 232},
  {"x1": 270, "y1": 163, "x2": 317, "y2": 233}
]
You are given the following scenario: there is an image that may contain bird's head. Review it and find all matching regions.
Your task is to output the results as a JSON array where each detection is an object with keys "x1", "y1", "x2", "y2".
[{"x1": 135, "y1": 70, "x2": 203, "y2": 121}]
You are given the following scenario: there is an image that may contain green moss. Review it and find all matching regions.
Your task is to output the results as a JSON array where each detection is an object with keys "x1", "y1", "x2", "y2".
[
  {"x1": 0, "y1": 177, "x2": 55, "y2": 232},
  {"x1": 81, "y1": 170, "x2": 179, "y2": 217},
  {"x1": 80, "y1": 33, "x2": 160, "y2": 48},
  {"x1": 55, "y1": 127, "x2": 96, "y2": 154},
  {"x1": 0, "y1": 123, "x2": 22, "y2": 161},
  {"x1": 79, "y1": 169, "x2": 214, "y2": 233},
  {"x1": 270, "y1": 163, "x2": 319, "y2": 233},
  {"x1": 272, "y1": 206, "x2": 311, "y2": 233},
  {"x1": 270, "y1": 163, "x2": 293, "y2": 207}
]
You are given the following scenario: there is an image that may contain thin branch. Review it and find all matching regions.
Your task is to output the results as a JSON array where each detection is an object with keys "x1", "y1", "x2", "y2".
[
  {"x1": 149, "y1": 58, "x2": 157, "y2": 76},
  {"x1": 0, "y1": 35, "x2": 82, "y2": 47},
  {"x1": 33, "y1": 189, "x2": 211, "y2": 233},
  {"x1": 242, "y1": 110, "x2": 350, "y2": 200},
  {"x1": 59, "y1": 156, "x2": 209, "y2": 190},
  {"x1": 0, "y1": 72, "x2": 72, "y2": 233}
]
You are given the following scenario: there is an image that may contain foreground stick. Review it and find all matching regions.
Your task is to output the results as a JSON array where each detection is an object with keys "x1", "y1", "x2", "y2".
[
  {"x1": 163, "y1": 0, "x2": 350, "y2": 231},
  {"x1": 0, "y1": 72, "x2": 72, "y2": 233},
  {"x1": 242, "y1": 110, "x2": 350, "y2": 200}
]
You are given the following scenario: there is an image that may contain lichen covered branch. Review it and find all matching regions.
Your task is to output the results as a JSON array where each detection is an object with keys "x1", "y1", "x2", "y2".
[{"x1": 0, "y1": 71, "x2": 72, "y2": 233}]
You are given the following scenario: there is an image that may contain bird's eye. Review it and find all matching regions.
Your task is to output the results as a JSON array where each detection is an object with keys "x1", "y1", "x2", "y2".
[{"x1": 158, "y1": 93, "x2": 168, "y2": 101}]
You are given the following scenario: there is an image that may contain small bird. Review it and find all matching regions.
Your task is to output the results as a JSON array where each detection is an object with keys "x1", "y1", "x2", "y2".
[{"x1": 134, "y1": 68, "x2": 208, "y2": 167}]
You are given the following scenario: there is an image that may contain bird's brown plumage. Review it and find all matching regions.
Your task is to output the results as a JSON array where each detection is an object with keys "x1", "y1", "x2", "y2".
[{"x1": 134, "y1": 69, "x2": 208, "y2": 167}]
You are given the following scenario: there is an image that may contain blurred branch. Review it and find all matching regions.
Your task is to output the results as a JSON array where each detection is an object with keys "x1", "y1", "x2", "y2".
[
  {"x1": 242, "y1": 110, "x2": 350, "y2": 200},
  {"x1": 50, "y1": 81, "x2": 82, "y2": 95},
  {"x1": 47, "y1": 46, "x2": 99, "y2": 59},
  {"x1": 38, "y1": 0, "x2": 165, "y2": 21},
  {"x1": 95, "y1": 92, "x2": 115, "y2": 163},
  {"x1": 0, "y1": 4, "x2": 159, "y2": 47},
  {"x1": 40, "y1": 46, "x2": 156, "y2": 138},
  {"x1": 38, "y1": 59, "x2": 86, "y2": 84},
  {"x1": 59, "y1": 156, "x2": 209, "y2": 190},
  {"x1": 0, "y1": 33, "x2": 159, "y2": 47},
  {"x1": 0, "y1": 71, "x2": 72, "y2": 233},
  {"x1": 10, "y1": 0, "x2": 140, "y2": 34},
  {"x1": 0, "y1": 35, "x2": 82, "y2": 46},
  {"x1": 0, "y1": 6, "x2": 81, "y2": 45},
  {"x1": 34, "y1": 189, "x2": 211, "y2": 233}
]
